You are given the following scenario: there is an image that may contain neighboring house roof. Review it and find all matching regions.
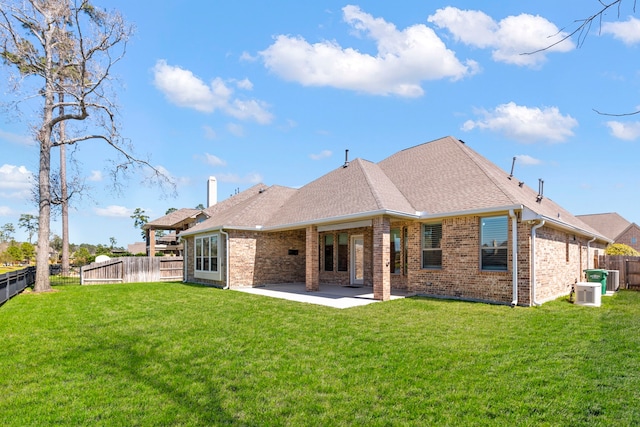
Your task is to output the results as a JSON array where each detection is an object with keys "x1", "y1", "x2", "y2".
[
  {"x1": 144, "y1": 184, "x2": 270, "y2": 231},
  {"x1": 144, "y1": 208, "x2": 202, "y2": 230},
  {"x1": 179, "y1": 136, "x2": 608, "y2": 241},
  {"x1": 575, "y1": 212, "x2": 633, "y2": 241},
  {"x1": 127, "y1": 242, "x2": 146, "y2": 254}
]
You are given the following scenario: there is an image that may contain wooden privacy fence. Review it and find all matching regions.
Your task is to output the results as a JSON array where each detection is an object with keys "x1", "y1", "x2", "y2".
[
  {"x1": 598, "y1": 255, "x2": 640, "y2": 290},
  {"x1": 80, "y1": 257, "x2": 183, "y2": 285},
  {"x1": 0, "y1": 267, "x2": 35, "y2": 306}
]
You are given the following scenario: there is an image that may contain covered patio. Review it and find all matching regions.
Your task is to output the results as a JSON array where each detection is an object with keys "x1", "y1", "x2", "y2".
[{"x1": 233, "y1": 283, "x2": 411, "y2": 309}]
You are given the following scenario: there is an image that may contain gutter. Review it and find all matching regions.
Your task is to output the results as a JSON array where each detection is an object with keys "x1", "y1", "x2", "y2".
[
  {"x1": 180, "y1": 205, "x2": 525, "y2": 236},
  {"x1": 509, "y1": 209, "x2": 518, "y2": 307},
  {"x1": 522, "y1": 208, "x2": 611, "y2": 244},
  {"x1": 530, "y1": 220, "x2": 546, "y2": 306},
  {"x1": 418, "y1": 204, "x2": 524, "y2": 221},
  {"x1": 262, "y1": 209, "x2": 421, "y2": 232}
]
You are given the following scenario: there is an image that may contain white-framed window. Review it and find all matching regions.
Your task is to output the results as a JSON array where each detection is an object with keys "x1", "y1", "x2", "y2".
[
  {"x1": 480, "y1": 216, "x2": 508, "y2": 271},
  {"x1": 422, "y1": 223, "x2": 442, "y2": 269},
  {"x1": 391, "y1": 228, "x2": 402, "y2": 274},
  {"x1": 195, "y1": 234, "x2": 221, "y2": 279}
]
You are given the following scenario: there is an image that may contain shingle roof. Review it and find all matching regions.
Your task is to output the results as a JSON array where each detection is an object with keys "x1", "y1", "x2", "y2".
[
  {"x1": 203, "y1": 183, "x2": 268, "y2": 217},
  {"x1": 144, "y1": 208, "x2": 201, "y2": 229},
  {"x1": 575, "y1": 212, "x2": 632, "y2": 240},
  {"x1": 186, "y1": 185, "x2": 297, "y2": 233},
  {"x1": 266, "y1": 158, "x2": 415, "y2": 226},
  {"x1": 176, "y1": 136, "x2": 606, "y2": 240},
  {"x1": 378, "y1": 136, "x2": 603, "y2": 236}
]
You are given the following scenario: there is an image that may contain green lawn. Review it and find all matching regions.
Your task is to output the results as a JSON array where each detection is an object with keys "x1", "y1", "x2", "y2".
[
  {"x1": 1, "y1": 283, "x2": 639, "y2": 426},
  {"x1": 0, "y1": 265, "x2": 25, "y2": 275}
]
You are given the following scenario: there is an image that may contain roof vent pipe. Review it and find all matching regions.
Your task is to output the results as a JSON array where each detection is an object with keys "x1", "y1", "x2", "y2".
[
  {"x1": 343, "y1": 149, "x2": 350, "y2": 168},
  {"x1": 509, "y1": 157, "x2": 516, "y2": 180},
  {"x1": 536, "y1": 179, "x2": 544, "y2": 203}
]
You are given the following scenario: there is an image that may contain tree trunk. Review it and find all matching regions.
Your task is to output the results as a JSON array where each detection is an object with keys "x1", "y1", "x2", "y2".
[
  {"x1": 59, "y1": 94, "x2": 70, "y2": 276},
  {"x1": 34, "y1": 15, "x2": 56, "y2": 294},
  {"x1": 34, "y1": 126, "x2": 52, "y2": 292}
]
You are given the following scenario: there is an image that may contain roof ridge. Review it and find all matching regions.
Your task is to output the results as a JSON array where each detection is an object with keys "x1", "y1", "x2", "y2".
[
  {"x1": 356, "y1": 159, "x2": 387, "y2": 210},
  {"x1": 456, "y1": 140, "x2": 518, "y2": 205}
]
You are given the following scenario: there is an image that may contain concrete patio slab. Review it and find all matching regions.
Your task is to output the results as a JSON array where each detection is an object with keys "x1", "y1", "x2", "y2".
[{"x1": 233, "y1": 283, "x2": 410, "y2": 309}]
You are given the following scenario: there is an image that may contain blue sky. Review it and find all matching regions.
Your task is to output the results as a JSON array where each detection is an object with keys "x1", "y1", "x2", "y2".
[{"x1": 1, "y1": 0, "x2": 639, "y2": 247}]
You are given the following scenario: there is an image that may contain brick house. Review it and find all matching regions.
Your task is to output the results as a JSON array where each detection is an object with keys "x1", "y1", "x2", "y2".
[
  {"x1": 156, "y1": 136, "x2": 610, "y2": 306},
  {"x1": 576, "y1": 212, "x2": 640, "y2": 253}
]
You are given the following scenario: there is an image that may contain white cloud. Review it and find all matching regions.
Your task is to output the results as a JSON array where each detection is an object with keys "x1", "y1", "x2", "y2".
[
  {"x1": 88, "y1": 170, "x2": 102, "y2": 182},
  {"x1": 0, "y1": 206, "x2": 12, "y2": 216},
  {"x1": 428, "y1": 7, "x2": 574, "y2": 67},
  {"x1": 602, "y1": 16, "x2": 640, "y2": 45},
  {"x1": 202, "y1": 153, "x2": 226, "y2": 167},
  {"x1": 236, "y1": 78, "x2": 254, "y2": 90},
  {"x1": 202, "y1": 125, "x2": 217, "y2": 139},
  {"x1": 515, "y1": 154, "x2": 542, "y2": 165},
  {"x1": 227, "y1": 99, "x2": 273, "y2": 124},
  {"x1": 216, "y1": 172, "x2": 263, "y2": 184},
  {"x1": 152, "y1": 60, "x2": 273, "y2": 124},
  {"x1": 240, "y1": 51, "x2": 258, "y2": 62},
  {"x1": 462, "y1": 102, "x2": 578, "y2": 143},
  {"x1": 0, "y1": 129, "x2": 34, "y2": 146},
  {"x1": 606, "y1": 121, "x2": 640, "y2": 140},
  {"x1": 227, "y1": 123, "x2": 245, "y2": 137},
  {"x1": 309, "y1": 150, "x2": 332, "y2": 160},
  {"x1": 260, "y1": 5, "x2": 476, "y2": 97},
  {"x1": 94, "y1": 205, "x2": 133, "y2": 217},
  {"x1": 0, "y1": 164, "x2": 33, "y2": 198}
]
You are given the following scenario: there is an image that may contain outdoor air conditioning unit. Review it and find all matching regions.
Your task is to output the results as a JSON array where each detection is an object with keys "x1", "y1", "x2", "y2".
[
  {"x1": 606, "y1": 270, "x2": 620, "y2": 292},
  {"x1": 575, "y1": 282, "x2": 601, "y2": 307}
]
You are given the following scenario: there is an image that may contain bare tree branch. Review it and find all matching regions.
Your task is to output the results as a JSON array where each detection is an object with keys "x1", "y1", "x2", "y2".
[
  {"x1": 0, "y1": 0, "x2": 174, "y2": 292},
  {"x1": 524, "y1": 0, "x2": 639, "y2": 116},
  {"x1": 593, "y1": 108, "x2": 640, "y2": 116}
]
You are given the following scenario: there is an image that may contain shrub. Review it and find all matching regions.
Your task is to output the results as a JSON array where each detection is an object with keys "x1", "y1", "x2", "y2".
[{"x1": 605, "y1": 243, "x2": 640, "y2": 256}]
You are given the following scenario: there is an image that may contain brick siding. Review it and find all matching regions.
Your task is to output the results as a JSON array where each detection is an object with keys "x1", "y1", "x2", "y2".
[
  {"x1": 616, "y1": 225, "x2": 640, "y2": 253},
  {"x1": 184, "y1": 213, "x2": 607, "y2": 306}
]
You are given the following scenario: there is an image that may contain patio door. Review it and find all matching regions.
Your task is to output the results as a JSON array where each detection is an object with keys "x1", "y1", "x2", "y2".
[{"x1": 350, "y1": 235, "x2": 364, "y2": 285}]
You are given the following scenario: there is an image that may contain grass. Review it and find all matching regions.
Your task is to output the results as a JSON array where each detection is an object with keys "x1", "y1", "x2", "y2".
[{"x1": 1, "y1": 283, "x2": 639, "y2": 426}]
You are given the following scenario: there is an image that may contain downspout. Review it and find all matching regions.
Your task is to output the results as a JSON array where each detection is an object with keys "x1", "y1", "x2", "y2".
[
  {"x1": 509, "y1": 210, "x2": 518, "y2": 307},
  {"x1": 530, "y1": 220, "x2": 546, "y2": 306},
  {"x1": 220, "y1": 229, "x2": 230, "y2": 289},
  {"x1": 587, "y1": 236, "x2": 597, "y2": 270},
  {"x1": 182, "y1": 236, "x2": 187, "y2": 283}
]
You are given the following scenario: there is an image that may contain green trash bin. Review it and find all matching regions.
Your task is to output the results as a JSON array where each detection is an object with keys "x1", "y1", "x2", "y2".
[{"x1": 584, "y1": 269, "x2": 608, "y2": 295}]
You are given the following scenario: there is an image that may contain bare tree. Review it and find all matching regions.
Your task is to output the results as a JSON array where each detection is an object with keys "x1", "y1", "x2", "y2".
[
  {"x1": 527, "y1": 0, "x2": 638, "y2": 116},
  {"x1": 0, "y1": 1, "x2": 173, "y2": 292}
]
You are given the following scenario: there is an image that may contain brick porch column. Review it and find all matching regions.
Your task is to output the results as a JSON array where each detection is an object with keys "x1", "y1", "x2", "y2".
[
  {"x1": 305, "y1": 225, "x2": 319, "y2": 291},
  {"x1": 373, "y1": 216, "x2": 390, "y2": 301}
]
